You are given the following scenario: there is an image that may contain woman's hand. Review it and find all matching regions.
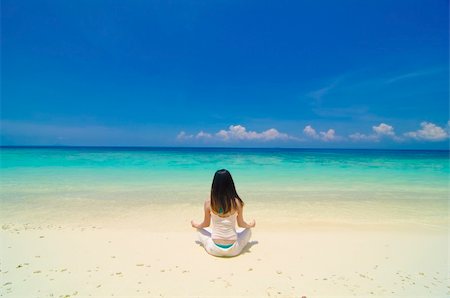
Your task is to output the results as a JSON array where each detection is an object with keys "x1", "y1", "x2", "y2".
[
  {"x1": 248, "y1": 219, "x2": 256, "y2": 228},
  {"x1": 191, "y1": 220, "x2": 200, "y2": 229}
]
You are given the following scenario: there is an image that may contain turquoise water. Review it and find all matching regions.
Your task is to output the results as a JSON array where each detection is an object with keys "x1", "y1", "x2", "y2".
[
  {"x1": 1, "y1": 147, "x2": 448, "y2": 226},
  {"x1": 1, "y1": 147, "x2": 448, "y2": 205}
]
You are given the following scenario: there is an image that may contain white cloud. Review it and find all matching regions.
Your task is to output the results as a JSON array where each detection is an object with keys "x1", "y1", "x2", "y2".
[
  {"x1": 404, "y1": 122, "x2": 448, "y2": 141},
  {"x1": 215, "y1": 125, "x2": 290, "y2": 141},
  {"x1": 177, "y1": 125, "x2": 293, "y2": 142},
  {"x1": 176, "y1": 131, "x2": 193, "y2": 140},
  {"x1": 215, "y1": 129, "x2": 229, "y2": 140},
  {"x1": 195, "y1": 131, "x2": 212, "y2": 139},
  {"x1": 303, "y1": 125, "x2": 340, "y2": 142},
  {"x1": 372, "y1": 123, "x2": 395, "y2": 136},
  {"x1": 349, "y1": 123, "x2": 398, "y2": 142},
  {"x1": 320, "y1": 129, "x2": 337, "y2": 141},
  {"x1": 303, "y1": 125, "x2": 317, "y2": 138}
]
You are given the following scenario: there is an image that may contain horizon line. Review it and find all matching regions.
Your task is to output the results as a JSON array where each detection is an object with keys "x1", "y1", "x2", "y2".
[{"x1": 0, "y1": 145, "x2": 449, "y2": 152}]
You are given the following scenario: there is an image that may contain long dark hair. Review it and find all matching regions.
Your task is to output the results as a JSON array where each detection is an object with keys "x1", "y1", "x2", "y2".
[{"x1": 210, "y1": 169, "x2": 244, "y2": 215}]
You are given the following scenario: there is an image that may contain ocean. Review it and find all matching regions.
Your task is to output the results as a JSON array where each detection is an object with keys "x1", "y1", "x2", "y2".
[{"x1": 1, "y1": 147, "x2": 448, "y2": 227}]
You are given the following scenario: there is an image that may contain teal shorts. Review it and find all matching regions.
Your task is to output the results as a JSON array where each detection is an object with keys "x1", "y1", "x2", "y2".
[{"x1": 214, "y1": 242, "x2": 234, "y2": 249}]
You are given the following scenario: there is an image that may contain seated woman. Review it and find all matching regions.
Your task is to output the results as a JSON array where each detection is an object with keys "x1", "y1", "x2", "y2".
[{"x1": 191, "y1": 169, "x2": 256, "y2": 257}]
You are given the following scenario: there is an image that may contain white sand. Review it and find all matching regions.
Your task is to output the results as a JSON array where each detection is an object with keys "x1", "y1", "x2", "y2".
[{"x1": 1, "y1": 201, "x2": 449, "y2": 297}]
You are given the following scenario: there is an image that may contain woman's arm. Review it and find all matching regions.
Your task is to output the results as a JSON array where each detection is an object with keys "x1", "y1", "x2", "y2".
[
  {"x1": 236, "y1": 199, "x2": 256, "y2": 228},
  {"x1": 191, "y1": 200, "x2": 211, "y2": 229}
]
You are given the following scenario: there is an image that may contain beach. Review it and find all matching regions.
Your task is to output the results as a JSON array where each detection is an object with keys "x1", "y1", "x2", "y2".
[
  {"x1": 1, "y1": 200, "x2": 448, "y2": 297},
  {"x1": 1, "y1": 147, "x2": 449, "y2": 297}
]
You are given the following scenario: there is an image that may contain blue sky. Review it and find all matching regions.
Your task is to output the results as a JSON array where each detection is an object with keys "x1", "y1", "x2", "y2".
[{"x1": 1, "y1": 0, "x2": 449, "y2": 148}]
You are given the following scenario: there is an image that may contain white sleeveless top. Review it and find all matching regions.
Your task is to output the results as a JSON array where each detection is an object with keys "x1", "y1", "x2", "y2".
[{"x1": 211, "y1": 212, "x2": 238, "y2": 241}]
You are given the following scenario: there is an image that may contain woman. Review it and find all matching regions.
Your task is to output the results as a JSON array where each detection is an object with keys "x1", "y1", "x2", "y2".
[{"x1": 191, "y1": 169, "x2": 256, "y2": 257}]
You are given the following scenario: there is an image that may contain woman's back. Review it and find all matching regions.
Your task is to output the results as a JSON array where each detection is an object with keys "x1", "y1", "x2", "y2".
[{"x1": 210, "y1": 211, "x2": 237, "y2": 241}]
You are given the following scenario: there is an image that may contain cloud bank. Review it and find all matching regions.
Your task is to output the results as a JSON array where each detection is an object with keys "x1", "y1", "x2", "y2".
[
  {"x1": 178, "y1": 121, "x2": 450, "y2": 144},
  {"x1": 349, "y1": 123, "x2": 398, "y2": 142},
  {"x1": 303, "y1": 125, "x2": 339, "y2": 141},
  {"x1": 177, "y1": 125, "x2": 294, "y2": 142},
  {"x1": 349, "y1": 122, "x2": 450, "y2": 143},
  {"x1": 404, "y1": 122, "x2": 449, "y2": 141}
]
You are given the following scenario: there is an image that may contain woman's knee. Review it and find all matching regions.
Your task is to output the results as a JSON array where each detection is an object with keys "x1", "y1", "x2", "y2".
[{"x1": 239, "y1": 228, "x2": 252, "y2": 240}]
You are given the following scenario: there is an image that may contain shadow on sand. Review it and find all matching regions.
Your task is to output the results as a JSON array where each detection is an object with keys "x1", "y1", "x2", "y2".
[{"x1": 194, "y1": 239, "x2": 259, "y2": 257}]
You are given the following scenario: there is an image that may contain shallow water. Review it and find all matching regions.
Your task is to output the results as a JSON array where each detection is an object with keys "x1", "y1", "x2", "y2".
[{"x1": 1, "y1": 147, "x2": 448, "y2": 227}]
